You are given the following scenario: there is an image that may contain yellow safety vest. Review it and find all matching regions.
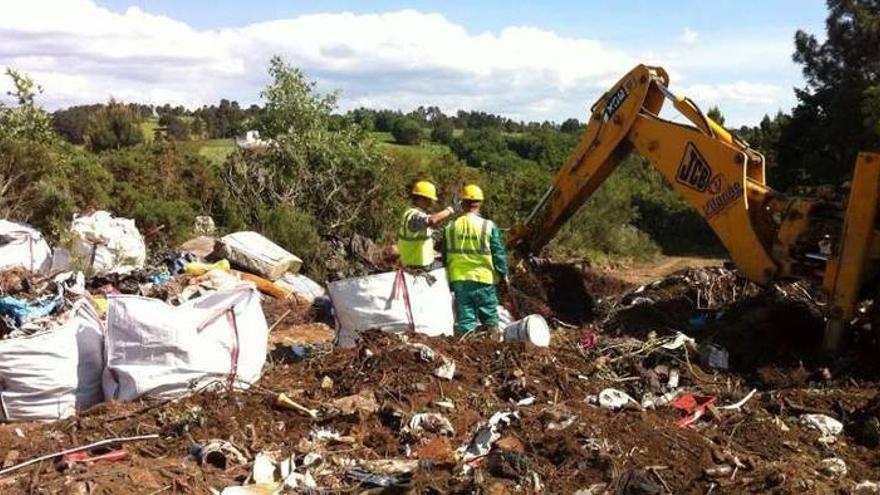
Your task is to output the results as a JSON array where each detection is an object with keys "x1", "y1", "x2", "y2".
[
  {"x1": 397, "y1": 207, "x2": 434, "y2": 268},
  {"x1": 445, "y1": 213, "x2": 495, "y2": 284}
]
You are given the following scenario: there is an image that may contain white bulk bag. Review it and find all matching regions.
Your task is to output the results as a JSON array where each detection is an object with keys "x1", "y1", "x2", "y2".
[
  {"x1": 329, "y1": 269, "x2": 454, "y2": 348},
  {"x1": 0, "y1": 301, "x2": 104, "y2": 422},
  {"x1": 219, "y1": 231, "x2": 302, "y2": 280},
  {"x1": 69, "y1": 211, "x2": 146, "y2": 276},
  {"x1": 103, "y1": 286, "x2": 269, "y2": 401},
  {"x1": 0, "y1": 220, "x2": 52, "y2": 273}
]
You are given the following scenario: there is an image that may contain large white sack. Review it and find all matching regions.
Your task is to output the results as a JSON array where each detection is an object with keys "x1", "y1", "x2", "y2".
[
  {"x1": 0, "y1": 220, "x2": 52, "y2": 273},
  {"x1": 69, "y1": 211, "x2": 146, "y2": 276},
  {"x1": 329, "y1": 269, "x2": 454, "y2": 348},
  {"x1": 0, "y1": 301, "x2": 104, "y2": 422},
  {"x1": 219, "y1": 231, "x2": 302, "y2": 280},
  {"x1": 103, "y1": 286, "x2": 269, "y2": 401}
]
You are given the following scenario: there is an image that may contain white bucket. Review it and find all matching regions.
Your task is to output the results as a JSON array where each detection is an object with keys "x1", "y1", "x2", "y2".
[{"x1": 503, "y1": 314, "x2": 551, "y2": 347}]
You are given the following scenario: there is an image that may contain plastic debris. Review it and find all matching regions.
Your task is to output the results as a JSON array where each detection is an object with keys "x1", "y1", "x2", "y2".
[
  {"x1": 503, "y1": 314, "x2": 551, "y2": 347},
  {"x1": 461, "y1": 411, "x2": 519, "y2": 466},
  {"x1": 820, "y1": 457, "x2": 847, "y2": 478},
  {"x1": 0, "y1": 220, "x2": 52, "y2": 273},
  {"x1": 0, "y1": 293, "x2": 62, "y2": 328},
  {"x1": 218, "y1": 231, "x2": 302, "y2": 280},
  {"x1": 799, "y1": 414, "x2": 844, "y2": 441},
  {"x1": 193, "y1": 439, "x2": 247, "y2": 470},
  {"x1": 660, "y1": 332, "x2": 696, "y2": 351},
  {"x1": 854, "y1": 481, "x2": 880, "y2": 494},
  {"x1": 516, "y1": 396, "x2": 536, "y2": 406},
  {"x1": 598, "y1": 388, "x2": 638, "y2": 410},
  {"x1": 433, "y1": 357, "x2": 456, "y2": 380},
  {"x1": 347, "y1": 467, "x2": 411, "y2": 488},
  {"x1": 69, "y1": 211, "x2": 146, "y2": 276},
  {"x1": 406, "y1": 413, "x2": 455, "y2": 436},
  {"x1": 578, "y1": 330, "x2": 598, "y2": 351},
  {"x1": 700, "y1": 343, "x2": 729, "y2": 370},
  {"x1": 718, "y1": 389, "x2": 757, "y2": 411},
  {"x1": 251, "y1": 452, "x2": 276, "y2": 484},
  {"x1": 671, "y1": 393, "x2": 717, "y2": 427}
]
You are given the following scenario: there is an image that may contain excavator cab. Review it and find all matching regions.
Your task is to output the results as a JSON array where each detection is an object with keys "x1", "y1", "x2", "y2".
[{"x1": 510, "y1": 64, "x2": 880, "y2": 352}]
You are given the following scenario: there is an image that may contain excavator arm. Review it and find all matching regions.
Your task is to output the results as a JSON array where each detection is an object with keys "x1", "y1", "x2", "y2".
[
  {"x1": 510, "y1": 64, "x2": 778, "y2": 282},
  {"x1": 510, "y1": 64, "x2": 880, "y2": 351}
]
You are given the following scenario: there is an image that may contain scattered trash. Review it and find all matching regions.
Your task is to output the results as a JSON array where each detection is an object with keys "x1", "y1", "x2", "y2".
[
  {"x1": 671, "y1": 393, "x2": 717, "y2": 427},
  {"x1": 274, "y1": 393, "x2": 319, "y2": 420},
  {"x1": 578, "y1": 330, "x2": 598, "y2": 351},
  {"x1": 250, "y1": 452, "x2": 277, "y2": 484},
  {"x1": 598, "y1": 388, "x2": 638, "y2": 410},
  {"x1": 179, "y1": 236, "x2": 218, "y2": 259},
  {"x1": 405, "y1": 413, "x2": 455, "y2": 436},
  {"x1": 219, "y1": 231, "x2": 302, "y2": 280},
  {"x1": 660, "y1": 332, "x2": 696, "y2": 351},
  {"x1": 320, "y1": 376, "x2": 334, "y2": 389},
  {"x1": 69, "y1": 211, "x2": 146, "y2": 276},
  {"x1": 820, "y1": 457, "x2": 847, "y2": 478},
  {"x1": 718, "y1": 389, "x2": 757, "y2": 411},
  {"x1": 347, "y1": 466, "x2": 411, "y2": 488},
  {"x1": 56, "y1": 448, "x2": 128, "y2": 470},
  {"x1": 193, "y1": 439, "x2": 248, "y2": 470},
  {"x1": 854, "y1": 481, "x2": 880, "y2": 494},
  {"x1": 800, "y1": 414, "x2": 844, "y2": 441},
  {"x1": 434, "y1": 357, "x2": 456, "y2": 380},
  {"x1": 700, "y1": 343, "x2": 729, "y2": 370},
  {"x1": 703, "y1": 465, "x2": 733, "y2": 478},
  {"x1": 276, "y1": 272, "x2": 327, "y2": 304},
  {"x1": 461, "y1": 411, "x2": 519, "y2": 465},
  {"x1": 503, "y1": 314, "x2": 551, "y2": 347},
  {"x1": 434, "y1": 400, "x2": 455, "y2": 410},
  {"x1": 516, "y1": 396, "x2": 536, "y2": 406}
]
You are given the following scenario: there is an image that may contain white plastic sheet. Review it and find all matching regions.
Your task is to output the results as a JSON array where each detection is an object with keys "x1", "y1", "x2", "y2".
[
  {"x1": 276, "y1": 273, "x2": 326, "y2": 303},
  {"x1": 0, "y1": 301, "x2": 104, "y2": 422},
  {"x1": 0, "y1": 220, "x2": 52, "y2": 273},
  {"x1": 329, "y1": 269, "x2": 454, "y2": 348},
  {"x1": 219, "y1": 231, "x2": 302, "y2": 280},
  {"x1": 69, "y1": 211, "x2": 146, "y2": 276},
  {"x1": 103, "y1": 286, "x2": 269, "y2": 401}
]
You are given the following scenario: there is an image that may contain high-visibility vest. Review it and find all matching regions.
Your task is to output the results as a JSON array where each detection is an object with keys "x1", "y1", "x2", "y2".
[
  {"x1": 397, "y1": 207, "x2": 434, "y2": 268},
  {"x1": 445, "y1": 213, "x2": 495, "y2": 284}
]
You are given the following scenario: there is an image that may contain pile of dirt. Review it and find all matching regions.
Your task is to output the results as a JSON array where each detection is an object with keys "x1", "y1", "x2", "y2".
[{"x1": 3, "y1": 261, "x2": 880, "y2": 494}]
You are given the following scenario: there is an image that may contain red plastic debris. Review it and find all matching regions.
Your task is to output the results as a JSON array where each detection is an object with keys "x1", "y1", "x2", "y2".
[
  {"x1": 670, "y1": 393, "x2": 717, "y2": 428},
  {"x1": 579, "y1": 331, "x2": 598, "y2": 351},
  {"x1": 57, "y1": 448, "x2": 128, "y2": 469}
]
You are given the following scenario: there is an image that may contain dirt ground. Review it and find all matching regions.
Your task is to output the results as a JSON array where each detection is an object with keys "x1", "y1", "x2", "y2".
[{"x1": 1, "y1": 258, "x2": 880, "y2": 494}]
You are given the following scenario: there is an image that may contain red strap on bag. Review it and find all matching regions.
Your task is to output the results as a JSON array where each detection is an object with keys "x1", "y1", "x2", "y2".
[{"x1": 392, "y1": 269, "x2": 415, "y2": 332}]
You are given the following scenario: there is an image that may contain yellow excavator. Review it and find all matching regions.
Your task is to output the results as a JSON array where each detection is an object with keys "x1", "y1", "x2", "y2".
[{"x1": 509, "y1": 64, "x2": 880, "y2": 353}]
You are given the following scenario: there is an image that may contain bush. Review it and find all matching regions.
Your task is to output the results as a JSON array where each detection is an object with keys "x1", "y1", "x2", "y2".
[
  {"x1": 430, "y1": 120, "x2": 454, "y2": 144},
  {"x1": 391, "y1": 118, "x2": 422, "y2": 145},
  {"x1": 86, "y1": 100, "x2": 144, "y2": 152}
]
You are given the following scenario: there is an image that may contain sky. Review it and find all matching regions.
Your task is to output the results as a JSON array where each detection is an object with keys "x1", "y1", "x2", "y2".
[{"x1": 0, "y1": 0, "x2": 828, "y2": 126}]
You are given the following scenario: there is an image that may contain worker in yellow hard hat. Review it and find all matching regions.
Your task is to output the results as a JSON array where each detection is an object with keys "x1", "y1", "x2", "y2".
[
  {"x1": 442, "y1": 184, "x2": 508, "y2": 334},
  {"x1": 397, "y1": 180, "x2": 455, "y2": 269}
]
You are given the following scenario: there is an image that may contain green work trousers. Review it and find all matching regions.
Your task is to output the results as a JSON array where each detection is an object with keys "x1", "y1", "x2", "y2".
[{"x1": 450, "y1": 280, "x2": 499, "y2": 334}]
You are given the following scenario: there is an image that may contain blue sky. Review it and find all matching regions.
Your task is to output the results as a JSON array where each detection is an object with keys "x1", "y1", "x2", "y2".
[{"x1": 2, "y1": 0, "x2": 828, "y2": 125}]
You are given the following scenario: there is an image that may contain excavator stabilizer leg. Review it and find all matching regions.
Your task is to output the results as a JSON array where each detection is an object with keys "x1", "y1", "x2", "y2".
[{"x1": 822, "y1": 152, "x2": 880, "y2": 352}]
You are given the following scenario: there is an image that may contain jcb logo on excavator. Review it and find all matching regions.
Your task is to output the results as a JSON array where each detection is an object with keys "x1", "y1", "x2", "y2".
[
  {"x1": 603, "y1": 85, "x2": 629, "y2": 122},
  {"x1": 676, "y1": 143, "x2": 713, "y2": 192}
]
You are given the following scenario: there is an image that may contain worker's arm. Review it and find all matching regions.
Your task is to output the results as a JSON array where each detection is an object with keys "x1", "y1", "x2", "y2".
[
  {"x1": 490, "y1": 224, "x2": 508, "y2": 280},
  {"x1": 408, "y1": 207, "x2": 454, "y2": 231},
  {"x1": 428, "y1": 207, "x2": 455, "y2": 227}
]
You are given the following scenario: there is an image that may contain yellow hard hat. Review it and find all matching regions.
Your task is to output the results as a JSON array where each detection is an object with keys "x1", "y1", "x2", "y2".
[
  {"x1": 411, "y1": 180, "x2": 438, "y2": 201},
  {"x1": 461, "y1": 184, "x2": 484, "y2": 201}
]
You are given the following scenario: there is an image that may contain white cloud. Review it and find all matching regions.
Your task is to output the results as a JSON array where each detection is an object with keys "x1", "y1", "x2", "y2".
[
  {"x1": 0, "y1": 0, "x2": 796, "y2": 124},
  {"x1": 679, "y1": 27, "x2": 699, "y2": 45},
  {"x1": 680, "y1": 81, "x2": 783, "y2": 105}
]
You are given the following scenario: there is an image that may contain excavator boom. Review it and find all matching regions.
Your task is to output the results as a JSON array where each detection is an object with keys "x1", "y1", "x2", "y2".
[{"x1": 510, "y1": 64, "x2": 880, "y2": 351}]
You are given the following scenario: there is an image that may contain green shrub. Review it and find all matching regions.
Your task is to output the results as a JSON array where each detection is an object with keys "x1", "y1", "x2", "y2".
[
  {"x1": 391, "y1": 118, "x2": 422, "y2": 145},
  {"x1": 258, "y1": 206, "x2": 326, "y2": 279}
]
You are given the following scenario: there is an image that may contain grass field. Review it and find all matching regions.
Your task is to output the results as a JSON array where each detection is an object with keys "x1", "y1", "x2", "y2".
[{"x1": 195, "y1": 139, "x2": 235, "y2": 163}]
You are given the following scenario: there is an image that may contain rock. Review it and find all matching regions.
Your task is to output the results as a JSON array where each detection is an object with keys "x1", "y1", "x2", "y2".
[
  {"x1": 854, "y1": 481, "x2": 880, "y2": 494},
  {"x1": 321, "y1": 376, "x2": 334, "y2": 389},
  {"x1": 331, "y1": 390, "x2": 379, "y2": 415},
  {"x1": 495, "y1": 435, "x2": 526, "y2": 454}
]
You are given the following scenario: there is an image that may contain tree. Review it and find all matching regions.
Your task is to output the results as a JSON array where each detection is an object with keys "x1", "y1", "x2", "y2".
[
  {"x1": 391, "y1": 117, "x2": 422, "y2": 145},
  {"x1": 430, "y1": 119, "x2": 454, "y2": 144},
  {"x1": 560, "y1": 118, "x2": 582, "y2": 133},
  {"x1": 0, "y1": 68, "x2": 56, "y2": 142},
  {"x1": 159, "y1": 114, "x2": 190, "y2": 140},
  {"x1": 773, "y1": 0, "x2": 880, "y2": 187},
  {"x1": 223, "y1": 56, "x2": 393, "y2": 240},
  {"x1": 85, "y1": 100, "x2": 144, "y2": 152},
  {"x1": 706, "y1": 106, "x2": 726, "y2": 126}
]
